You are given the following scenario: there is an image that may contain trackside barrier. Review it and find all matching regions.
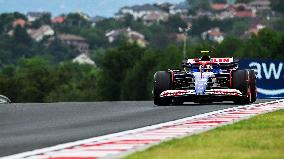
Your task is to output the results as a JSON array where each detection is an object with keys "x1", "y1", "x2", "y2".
[{"x1": 239, "y1": 59, "x2": 284, "y2": 98}]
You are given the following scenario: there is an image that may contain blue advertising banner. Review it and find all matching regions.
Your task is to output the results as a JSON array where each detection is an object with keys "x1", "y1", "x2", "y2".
[{"x1": 238, "y1": 59, "x2": 284, "y2": 99}]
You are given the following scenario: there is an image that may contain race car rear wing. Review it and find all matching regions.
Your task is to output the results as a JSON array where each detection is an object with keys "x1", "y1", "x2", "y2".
[
  {"x1": 185, "y1": 57, "x2": 238, "y2": 70},
  {"x1": 187, "y1": 58, "x2": 234, "y2": 64},
  {"x1": 212, "y1": 58, "x2": 234, "y2": 63}
]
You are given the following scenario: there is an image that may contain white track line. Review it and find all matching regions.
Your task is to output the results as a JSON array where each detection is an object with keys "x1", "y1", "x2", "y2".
[{"x1": 3, "y1": 100, "x2": 284, "y2": 159}]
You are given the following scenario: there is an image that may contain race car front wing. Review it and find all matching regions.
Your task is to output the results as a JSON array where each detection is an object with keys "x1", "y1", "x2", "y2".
[{"x1": 160, "y1": 89, "x2": 242, "y2": 97}]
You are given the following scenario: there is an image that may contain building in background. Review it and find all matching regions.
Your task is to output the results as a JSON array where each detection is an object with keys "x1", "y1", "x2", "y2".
[
  {"x1": 58, "y1": 34, "x2": 89, "y2": 54},
  {"x1": 105, "y1": 28, "x2": 147, "y2": 47},
  {"x1": 142, "y1": 12, "x2": 169, "y2": 26},
  {"x1": 73, "y1": 53, "x2": 96, "y2": 66},
  {"x1": 249, "y1": 0, "x2": 271, "y2": 11},
  {"x1": 169, "y1": 1, "x2": 190, "y2": 15},
  {"x1": 12, "y1": 19, "x2": 27, "y2": 28},
  {"x1": 51, "y1": 16, "x2": 65, "y2": 24},
  {"x1": 245, "y1": 23, "x2": 266, "y2": 36},
  {"x1": 90, "y1": 16, "x2": 106, "y2": 26},
  {"x1": 117, "y1": 4, "x2": 165, "y2": 20},
  {"x1": 27, "y1": 11, "x2": 50, "y2": 22},
  {"x1": 211, "y1": 3, "x2": 228, "y2": 11},
  {"x1": 27, "y1": 25, "x2": 54, "y2": 41},
  {"x1": 202, "y1": 27, "x2": 224, "y2": 43}
]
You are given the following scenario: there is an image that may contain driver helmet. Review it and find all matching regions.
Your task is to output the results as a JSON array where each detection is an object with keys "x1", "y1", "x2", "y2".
[{"x1": 200, "y1": 55, "x2": 211, "y2": 61}]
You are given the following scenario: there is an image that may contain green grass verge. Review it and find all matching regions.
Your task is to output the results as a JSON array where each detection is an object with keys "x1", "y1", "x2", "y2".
[{"x1": 124, "y1": 110, "x2": 284, "y2": 159}]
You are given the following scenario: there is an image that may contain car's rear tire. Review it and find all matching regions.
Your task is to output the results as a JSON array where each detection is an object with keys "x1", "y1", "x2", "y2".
[
  {"x1": 153, "y1": 71, "x2": 171, "y2": 106},
  {"x1": 248, "y1": 70, "x2": 257, "y2": 103},
  {"x1": 232, "y1": 70, "x2": 251, "y2": 104}
]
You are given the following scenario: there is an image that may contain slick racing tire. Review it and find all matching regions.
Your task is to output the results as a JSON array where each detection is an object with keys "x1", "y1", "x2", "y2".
[
  {"x1": 248, "y1": 69, "x2": 257, "y2": 103},
  {"x1": 153, "y1": 71, "x2": 171, "y2": 106},
  {"x1": 232, "y1": 70, "x2": 251, "y2": 104}
]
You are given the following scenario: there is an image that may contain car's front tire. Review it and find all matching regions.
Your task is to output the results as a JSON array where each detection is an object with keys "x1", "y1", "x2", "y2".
[{"x1": 153, "y1": 71, "x2": 171, "y2": 106}]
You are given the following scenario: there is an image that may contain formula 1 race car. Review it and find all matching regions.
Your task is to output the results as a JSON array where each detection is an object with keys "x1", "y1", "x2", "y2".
[{"x1": 153, "y1": 51, "x2": 256, "y2": 106}]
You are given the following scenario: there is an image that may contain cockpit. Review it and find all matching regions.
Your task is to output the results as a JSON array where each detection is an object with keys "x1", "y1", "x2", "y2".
[{"x1": 183, "y1": 61, "x2": 221, "y2": 74}]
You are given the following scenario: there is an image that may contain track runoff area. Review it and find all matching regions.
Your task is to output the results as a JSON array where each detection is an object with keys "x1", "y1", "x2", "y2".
[{"x1": 3, "y1": 100, "x2": 284, "y2": 159}]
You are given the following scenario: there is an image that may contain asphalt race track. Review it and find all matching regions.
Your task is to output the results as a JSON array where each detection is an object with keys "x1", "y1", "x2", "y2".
[{"x1": 0, "y1": 100, "x2": 271, "y2": 157}]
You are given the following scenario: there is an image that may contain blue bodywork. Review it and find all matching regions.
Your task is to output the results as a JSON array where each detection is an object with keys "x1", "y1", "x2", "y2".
[
  {"x1": 189, "y1": 64, "x2": 221, "y2": 74},
  {"x1": 194, "y1": 75, "x2": 208, "y2": 95},
  {"x1": 193, "y1": 72, "x2": 215, "y2": 95},
  {"x1": 189, "y1": 63, "x2": 221, "y2": 95}
]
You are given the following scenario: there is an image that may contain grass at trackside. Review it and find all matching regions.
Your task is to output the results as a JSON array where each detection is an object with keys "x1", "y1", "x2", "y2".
[{"x1": 124, "y1": 110, "x2": 284, "y2": 159}]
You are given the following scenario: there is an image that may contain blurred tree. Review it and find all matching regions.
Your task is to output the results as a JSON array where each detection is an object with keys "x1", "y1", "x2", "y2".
[
  {"x1": 96, "y1": 18, "x2": 124, "y2": 31},
  {"x1": 0, "y1": 12, "x2": 26, "y2": 34},
  {"x1": 47, "y1": 37, "x2": 78, "y2": 62},
  {"x1": 257, "y1": 28, "x2": 282, "y2": 58},
  {"x1": 276, "y1": 34, "x2": 284, "y2": 59},
  {"x1": 231, "y1": 20, "x2": 249, "y2": 36},
  {"x1": 11, "y1": 25, "x2": 35, "y2": 59},
  {"x1": 96, "y1": 43, "x2": 145, "y2": 100},
  {"x1": 270, "y1": 19, "x2": 284, "y2": 32},
  {"x1": 12, "y1": 25, "x2": 32, "y2": 45},
  {"x1": 270, "y1": 0, "x2": 284, "y2": 13},
  {"x1": 124, "y1": 14, "x2": 135, "y2": 27},
  {"x1": 0, "y1": 35, "x2": 14, "y2": 66},
  {"x1": 216, "y1": 37, "x2": 243, "y2": 57},
  {"x1": 65, "y1": 13, "x2": 91, "y2": 28},
  {"x1": 146, "y1": 24, "x2": 173, "y2": 49},
  {"x1": 80, "y1": 28, "x2": 108, "y2": 49},
  {"x1": 45, "y1": 62, "x2": 97, "y2": 102},
  {"x1": 236, "y1": 0, "x2": 253, "y2": 3},
  {"x1": 237, "y1": 29, "x2": 281, "y2": 59},
  {"x1": 122, "y1": 50, "x2": 158, "y2": 100},
  {"x1": 13, "y1": 57, "x2": 52, "y2": 102},
  {"x1": 187, "y1": 0, "x2": 211, "y2": 10},
  {"x1": 164, "y1": 15, "x2": 187, "y2": 32},
  {"x1": 212, "y1": 0, "x2": 227, "y2": 3},
  {"x1": 0, "y1": 57, "x2": 98, "y2": 103},
  {"x1": 54, "y1": 13, "x2": 91, "y2": 34},
  {"x1": 0, "y1": 65, "x2": 18, "y2": 102},
  {"x1": 31, "y1": 13, "x2": 51, "y2": 28},
  {"x1": 156, "y1": 45, "x2": 183, "y2": 70},
  {"x1": 191, "y1": 17, "x2": 215, "y2": 36}
]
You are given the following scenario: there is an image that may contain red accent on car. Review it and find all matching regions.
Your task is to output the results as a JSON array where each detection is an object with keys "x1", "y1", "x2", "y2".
[
  {"x1": 211, "y1": 90, "x2": 239, "y2": 96},
  {"x1": 230, "y1": 70, "x2": 232, "y2": 88},
  {"x1": 223, "y1": 58, "x2": 230, "y2": 63},
  {"x1": 161, "y1": 90, "x2": 188, "y2": 97},
  {"x1": 247, "y1": 70, "x2": 251, "y2": 98},
  {"x1": 193, "y1": 61, "x2": 216, "y2": 66},
  {"x1": 212, "y1": 58, "x2": 232, "y2": 63},
  {"x1": 170, "y1": 70, "x2": 174, "y2": 82},
  {"x1": 255, "y1": 78, "x2": 257, "y2": 97}
]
